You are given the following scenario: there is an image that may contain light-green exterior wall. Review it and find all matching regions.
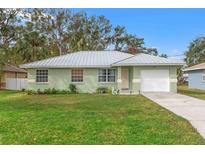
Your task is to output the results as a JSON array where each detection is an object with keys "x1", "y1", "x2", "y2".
[
  {"x1": 27, "y1": 68, "x2": 117, "y2": 93},
  {"x1": 27, "y1": 66, "x2": 177, "y2": 93}
]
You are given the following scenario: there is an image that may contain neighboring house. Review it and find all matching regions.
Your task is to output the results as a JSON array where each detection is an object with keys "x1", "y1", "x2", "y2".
[
  {"x1": 184, "y1": 62, "x2": 205, "y2": 90},
  {"x1": 183, "y1": 73, "x2": 188, "y2": 81},
  {"x1": 20, "y1": 51, "x2": 184, "y2": 94},
  {"x1": 0, "y1": 64, "x2": 27, "y2": 90}
]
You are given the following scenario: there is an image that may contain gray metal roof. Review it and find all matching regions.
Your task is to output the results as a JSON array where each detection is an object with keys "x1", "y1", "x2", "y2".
[
  {"x1": 20, "y1": 51, "x2": 133, "y2": 68},
  {"x1": 112, "y1": 53, "x2": 185, "y2": 66},
  {"x1": 20, "y1": 51, "x2": 184, "y2": 69}
]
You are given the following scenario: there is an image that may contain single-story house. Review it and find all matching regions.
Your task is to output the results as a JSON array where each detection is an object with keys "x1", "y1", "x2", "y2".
[
  {"x1": 184, "y1": 62, "x2": 205, "y2": 90},
  {"x1": 20, "y1": 51, "x2": 184, "y2": 94},
  {"x1": 0, "y1": 64, "x2": 27, "y2": 90}
]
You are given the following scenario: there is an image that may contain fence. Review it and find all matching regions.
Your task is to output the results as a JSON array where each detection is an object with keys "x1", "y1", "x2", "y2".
[{"x1": 6, "y1": 78, "x2": 27, "y2": 90}]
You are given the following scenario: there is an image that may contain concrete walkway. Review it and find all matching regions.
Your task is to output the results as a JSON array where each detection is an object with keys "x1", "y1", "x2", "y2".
[{"x1": 142, "y1": 92, "x2": 205, "y2": 139}]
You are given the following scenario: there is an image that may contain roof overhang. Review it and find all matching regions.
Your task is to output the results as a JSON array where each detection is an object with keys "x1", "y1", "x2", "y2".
[
  {"x1": 183, "y1": 67, "x2": 205, "y2": 72},
  {"x1": 112, "y1": 63, "x2": 185, "y2": 67},
  {"x1": 20, "y1": 65, "x2": 113, "y2": 69}
]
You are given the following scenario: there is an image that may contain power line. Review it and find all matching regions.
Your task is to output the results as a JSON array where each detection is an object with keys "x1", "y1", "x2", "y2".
[{"x1": 167, "y1": 54, "x2": 184, "y2": 57}]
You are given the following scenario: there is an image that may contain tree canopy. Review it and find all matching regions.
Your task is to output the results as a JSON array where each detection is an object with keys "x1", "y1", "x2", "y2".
[
  {"x1": 0, "y1": 8, "x2": 165, "y2": 66},
  {"x1": 185, "y1": 36, "x2": 205, "y2": 66}
]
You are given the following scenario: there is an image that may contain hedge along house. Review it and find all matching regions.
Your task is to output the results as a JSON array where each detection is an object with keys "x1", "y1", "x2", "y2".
[{"x1": 20, "y1": 51, "x2": 184, "y2": 94}]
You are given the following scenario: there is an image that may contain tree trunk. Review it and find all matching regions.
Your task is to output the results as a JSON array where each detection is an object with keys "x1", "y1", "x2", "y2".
[{"x1": 57, "y1": 41, "x2": 62, "y2": 55}]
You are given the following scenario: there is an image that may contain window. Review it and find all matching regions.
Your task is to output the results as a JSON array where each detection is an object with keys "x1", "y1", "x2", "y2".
[
  {"x1": 98, "y1": 69, "x2": 116, "y2": 82},
  {"x1": 72, "y1": 69, "x2": 83, "y2": 82},
  {"x1": 202, "y1": 74, "x2": 205, "y2": 82},
  {"x1": 98, "y1": 69, "x2": 107, "y2": 82},
  {"x1": 108, "y1": 69, "x2": 116, "y2": 82},
  {"x1": 36, "y1": 70, "x2": 48, "y2": 83}
]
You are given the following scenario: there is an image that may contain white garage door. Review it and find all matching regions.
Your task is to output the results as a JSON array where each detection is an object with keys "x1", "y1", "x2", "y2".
[{"x1": 140, "y1": 70, "x2": 170, "y2": 92}]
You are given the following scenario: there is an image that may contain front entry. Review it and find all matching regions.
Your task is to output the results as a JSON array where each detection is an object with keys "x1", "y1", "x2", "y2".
[{"x1": 121, "y1": 68, "x2": 129, "y2": 90}]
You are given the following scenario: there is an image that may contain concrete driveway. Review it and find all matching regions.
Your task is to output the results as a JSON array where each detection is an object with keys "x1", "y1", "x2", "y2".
[{"x1": 142, "y1": 92, "x2": 205, "y2": 139}]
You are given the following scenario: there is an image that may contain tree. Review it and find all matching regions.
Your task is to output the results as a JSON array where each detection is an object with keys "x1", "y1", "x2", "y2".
[
  {"x1": 14, "y1": 22, "x2": 49, "y2": 63},
  {"x1": 43, "y1": 9, "x2": 72, "y2": 55},
  {"x1": 124, "y1": 34, "x2": 144, "y2": 52},
  {"x1": 160, "y1": 53, "x2": 168, "y2": 58},
  {"x1": 144, "y1": 47, "x2": 158, "y2": 56},
  {"x1": 0, "y1": 8, "x2": 21, "y2": 88},
  {"x1": 111, "y1": 25, "x2": 144, "y2": 52},
  {"x1": 0, "y1": 9, "x2": 20, "y2": 63},
  {"x1": 67, "y1": 12, "x2": 112, "y2": 51},
  {"x1": 185, "y1": 36, "x2": 205, "y2": 66},
  {"x1": 0, "y1": 8, "x2": 168, "y2": 69},
  {"x1": 111, "y1": 26, "x2": 127, "y2": 51}
]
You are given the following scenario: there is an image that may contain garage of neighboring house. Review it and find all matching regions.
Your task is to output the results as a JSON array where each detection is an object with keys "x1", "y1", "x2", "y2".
[{"x1": 0, "y1": 64, "x2": 27, "y2": 90}]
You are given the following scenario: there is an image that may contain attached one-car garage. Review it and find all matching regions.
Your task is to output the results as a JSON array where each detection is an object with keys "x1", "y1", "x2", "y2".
[{"x1": 140, "y1": 70, "x2": 170, "y2": 92}]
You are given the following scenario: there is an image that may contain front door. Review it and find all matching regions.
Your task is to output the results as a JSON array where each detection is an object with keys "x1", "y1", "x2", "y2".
[{"x1": 121, "y1": 68, "x2": 129, "y2": 90}]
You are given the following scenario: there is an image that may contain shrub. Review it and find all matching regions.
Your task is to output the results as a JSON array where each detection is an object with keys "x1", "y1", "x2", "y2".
[
  {"x1": 108, "y1": 87, "x2": 113, "y2": 94},
  {"x1": 51, "y1": 88, "x2": 58, "y2": 94},
  {"x1": 60, "y1": 90, "x2": 69, "y2": 94},
  {"x1": 27, "y1": 90, "x2": 36, "y2": 95},
  {"x1": 69, "y1": 84, "x2": 77, "y2": 93},
  {"x1": 37, "y1": 89, "x2": 44, "y2": 95},
  {"x1": 44, "y1": 88, "x2": 52, "y2": 94},
  {"x1": 27, "y1": 88, "x2": 70, "y2": 95},
  {"x1": 96, "y1": 87, "x2": 109, "y2": 94}
]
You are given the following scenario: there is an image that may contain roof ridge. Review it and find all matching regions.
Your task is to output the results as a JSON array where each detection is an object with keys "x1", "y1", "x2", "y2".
[
  {"x1": 111, "y1": 54, "x2": 138, "y2": 65},
  {"x1": 112, "y1": 53, "x2": 185, "y2": 66}
]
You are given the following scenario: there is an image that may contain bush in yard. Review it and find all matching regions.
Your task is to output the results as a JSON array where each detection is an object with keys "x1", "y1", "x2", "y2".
[
  {"x1": 51, "y1": 88, "x2": 58, "y2": 94},
  {"x1": 27, "y1": 90, "x2": 36, "y2": 95},
  {"x1": 108, "y1": 87, "x2": 113, "y2": 94},
  {"x1": 96, "y1": 87, "x2": 109, "y2": 94},
  {"x1": 69, "y1": 84, "x2": 77, "y2": 93},
  {"x1": 37, "y1": 89, "x2": 44, "y2": 94},
  {"x1": 44, "y1": 88, "x2": 52, "y2": 94},
  {"x1": 59, "y1": 90, "x2": 69, "y2": 94}
]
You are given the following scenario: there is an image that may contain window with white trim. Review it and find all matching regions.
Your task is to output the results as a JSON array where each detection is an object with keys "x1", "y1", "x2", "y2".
[
  {"x1": 202, "y1": 74, "x2": 205, "y2": 82},
  {"x1": 72, "y1": 69, "x2": 83, "y2": 82},
  {"x1": 98, "y1": 69, "x2": 107, "y2": 82},
  {"x1": 108, "y1": 69, "x2": 116, "y2": 82},
  {"x1": 98, "y1": 69, "x2": 116, "y2": 82},
  {"x1": 36, "y1": 70, "x2": 48, "y2": 83}
]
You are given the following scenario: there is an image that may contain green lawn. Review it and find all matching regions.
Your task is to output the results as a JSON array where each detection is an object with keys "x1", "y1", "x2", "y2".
[
  {"x1": 0, "y1": 90, "x2": 204, "y2": 144},
  {"x1": 178, "y1": 85, "x2": 205, "y2": 100}
]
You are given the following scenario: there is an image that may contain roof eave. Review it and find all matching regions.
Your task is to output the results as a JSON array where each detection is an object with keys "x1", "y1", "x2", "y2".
[
  {"x1": 20, "y1": 65, "x2": 113, "y2": 69},
  {"x1": 183, "y1": 68, "x2": 205, "y2": 72},
  {"x1": 112, "y1": 63, "x2": 185, "y2": 66}
]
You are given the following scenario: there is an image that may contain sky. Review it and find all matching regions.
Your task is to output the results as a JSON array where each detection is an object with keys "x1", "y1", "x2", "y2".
[{"x1": 71, "y1": 8, "x2": 205, "y2": 60}]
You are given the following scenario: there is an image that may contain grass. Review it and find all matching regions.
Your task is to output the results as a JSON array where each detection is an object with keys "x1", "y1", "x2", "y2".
[
  {"x1": 0, "y1": 90, "x2": 205, "y2": 144},
  {"x1": 178, "y1": 85, "x2": 205, "y2": 100}
]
